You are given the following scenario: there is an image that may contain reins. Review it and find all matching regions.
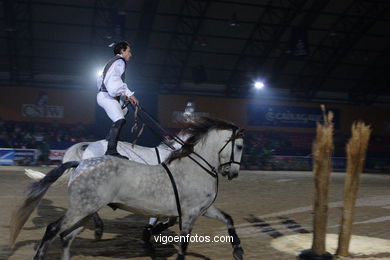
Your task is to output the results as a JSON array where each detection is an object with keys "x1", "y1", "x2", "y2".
[
  {"x1": 123, "y1": 102, "x2": 222, "y2": 176},
  {"x1": 122, "y1": 101, "x2": 182, "y2": 150}
]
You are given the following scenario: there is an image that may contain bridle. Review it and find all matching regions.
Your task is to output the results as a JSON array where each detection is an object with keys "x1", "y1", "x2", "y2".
[
  {"x1": 218, "y1": 128, "x2": 244, "y2": 171},
  {"x1": 163, "y1": 127, "x2": 244, "y2": 180}
]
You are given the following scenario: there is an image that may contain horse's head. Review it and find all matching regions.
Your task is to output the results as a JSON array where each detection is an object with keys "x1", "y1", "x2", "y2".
[
  {"x1": 164, "y1": 117, "x2": 244, "y2": 179},
  {"x1": 218, "y1": 128, "x2": 244, "y2": 180}
]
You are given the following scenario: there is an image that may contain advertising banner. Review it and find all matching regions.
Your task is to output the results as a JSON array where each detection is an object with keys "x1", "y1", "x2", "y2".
[
  {"x1": 247, "y1": 104, "x2": 340, "y2": 128},
  {"x1": 49, "y1": 150, "x2": 66, "y2": 161},
  {"x1": 14, "y1": 149, "x2": 38, "y2": 164},
  {"x1": 0, "y1": 149, "x2": 15, "y2": 165},
  {"x1": 0, "y1": 87, "x2": 95, "y2": 124},
  {"x1": 22, "y1": 104, "x2": 64, "y2": 118}
]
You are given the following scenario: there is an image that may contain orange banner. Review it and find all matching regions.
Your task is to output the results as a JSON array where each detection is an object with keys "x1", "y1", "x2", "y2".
[{"x1": 0, "y1": 86, "x2": 96, "y2": 124}]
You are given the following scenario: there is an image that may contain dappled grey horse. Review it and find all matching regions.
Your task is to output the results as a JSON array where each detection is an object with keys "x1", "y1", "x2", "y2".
[
  {"x1": 24, "y1": 134, "x2": 186, "y2": 240},
  {"x1": 11, "y1": 117, "x2": 245, "y2": 260}
]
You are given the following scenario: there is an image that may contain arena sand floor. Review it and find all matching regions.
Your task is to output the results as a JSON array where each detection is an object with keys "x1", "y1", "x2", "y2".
[{"x1": 0, "y1": 166, "x2": 389, "y2": 260}]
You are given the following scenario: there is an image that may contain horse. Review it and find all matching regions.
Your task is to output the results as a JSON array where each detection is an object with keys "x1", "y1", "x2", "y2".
[
  {"x1": 24, "y1": 134, "x2": 186, "y2": 240},
  {"x1": 10, "y1": 117, "x2": 245, "y2": 260},
  {"x1": 25, "y1": 135, "x2": 184, "y2": 184}
]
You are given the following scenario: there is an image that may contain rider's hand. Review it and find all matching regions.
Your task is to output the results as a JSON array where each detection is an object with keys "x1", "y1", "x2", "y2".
[{"x1": 127, "y1": 95, "x2": 139, "y2": 106}]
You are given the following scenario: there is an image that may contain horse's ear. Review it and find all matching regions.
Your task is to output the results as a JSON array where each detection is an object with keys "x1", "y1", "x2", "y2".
[{"x1": 238, "y1": 128, "x2": 245, "y2": 137}]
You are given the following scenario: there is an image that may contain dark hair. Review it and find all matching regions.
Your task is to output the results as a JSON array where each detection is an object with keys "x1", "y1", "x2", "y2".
[{"x1": 113, "y1": 41, "x2": 130, "y2": 55}]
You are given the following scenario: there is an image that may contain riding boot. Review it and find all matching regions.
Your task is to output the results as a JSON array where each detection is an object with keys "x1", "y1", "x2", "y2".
[{"x1": 105, "y1": 119, "x2": 129, "y2": 159}]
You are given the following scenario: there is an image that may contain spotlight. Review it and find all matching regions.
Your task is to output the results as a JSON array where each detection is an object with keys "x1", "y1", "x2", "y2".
[
  {"x1": 97, "y1": 68, "x2": 103, "y2": 77},
  {"x1": 254, "y1": 81, "x2": 264, "y2": 89}
]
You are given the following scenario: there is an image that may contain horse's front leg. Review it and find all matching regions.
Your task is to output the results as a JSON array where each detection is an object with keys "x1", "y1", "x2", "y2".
[
  {"x1": 92, "y1": 212, "x2": 104, "y2": 240},
  {"x1": 203, "y1": 206, "x2": 244, "y2": 260},
  {"x1": 176, "y1": 214, "x2": 197, "y2": 260}
]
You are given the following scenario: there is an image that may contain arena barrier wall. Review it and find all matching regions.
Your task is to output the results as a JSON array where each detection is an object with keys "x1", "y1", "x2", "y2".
[
  {"x1": 0, "y1": 149, "x2": 15, "y2": 165},
  {"x1": 0, "y1": 148, "x2": 65, "y2": 165},
  {"x1": 241, "y1": 155, "x2": 389, "y2": 173}
]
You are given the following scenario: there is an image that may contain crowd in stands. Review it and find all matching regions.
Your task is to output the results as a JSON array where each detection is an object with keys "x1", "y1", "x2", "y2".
[
  {"x1": 242, "y1": 130, "x2": 390, "y2": 171},
  {"x1": 1, "y1": 118, "x2": 388, "y2": 155},
  {"x1": 244, "y1": 130, "x2": 389, "y2": 156},
  {"x1": 0, "y1": 118, "x2": 96, "y2": 149},
  {"x1": 1, "y1": 119, "x2": 389, "y2": 171}
]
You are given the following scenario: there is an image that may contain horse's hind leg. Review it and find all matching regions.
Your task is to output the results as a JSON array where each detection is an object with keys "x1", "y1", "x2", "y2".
[
  {"x1": 34, "y1": 210, "x2": 91, "y2": 260},
  {"x1": 92, "y1": 212, "x2": 104, "y2": 240},
  {"x1": 55, "y1": 212, "x2": 94, "y2": 260},
  {"x1": 61, "y1": 226, "x2": 84, "y2": 260},
  {"x1": 203, "y1": 206, "x2": 244, "y2": 260},
  {"x1": 33, "y1": 216, "x2": 64, "y2": 260}
]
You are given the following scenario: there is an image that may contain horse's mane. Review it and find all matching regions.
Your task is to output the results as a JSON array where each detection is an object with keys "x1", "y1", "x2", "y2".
[
  {"x1": 157, "y1": 131, "x2": 188, "y2": 150},
  {"x1": 165, "y1": 117, "x2": 239, "y2": 163}
]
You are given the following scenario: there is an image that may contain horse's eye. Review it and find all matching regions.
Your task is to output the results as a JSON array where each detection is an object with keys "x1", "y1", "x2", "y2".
[{"x1": 236, "y1": 145, "x2": 243, "y2": 150}]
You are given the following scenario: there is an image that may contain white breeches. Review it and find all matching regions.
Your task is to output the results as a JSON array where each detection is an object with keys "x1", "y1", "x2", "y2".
[{"x1": 97, "y1": 92, "x2": 128, "y2": 122}]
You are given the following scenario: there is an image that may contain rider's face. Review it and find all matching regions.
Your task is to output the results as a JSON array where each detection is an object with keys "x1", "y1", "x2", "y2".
[{"x1": 121, "y1": 46, "x2": 132, "y2": 61}]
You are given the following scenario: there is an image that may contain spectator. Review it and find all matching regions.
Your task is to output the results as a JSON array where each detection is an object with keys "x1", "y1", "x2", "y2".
[
  {"x1": 23, "y1": 131, "x2": 33, "y2": 147},
  {"x1": 0, "y1": 130, "x2": 8, "y2": 147},
  {"x1": 34, "y1": 130, "x2": 45, "y2": 142},
  {"x1": 37, "y1": 139, "x2": 51, "y2": 165}
]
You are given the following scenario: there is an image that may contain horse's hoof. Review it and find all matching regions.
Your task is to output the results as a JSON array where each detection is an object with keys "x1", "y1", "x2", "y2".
[
  {"x1": 94, "y1": 228, "x2": 103, "y2": 241},
  {"x1": 233, "y1": 246, "x2": 244, "y2": 260},
  {"x1": 176, "y1": 254, "x2": 185, "y2": 260},
  {"x1": 140, "y1": 240, "x2": 155, "y2": 252}
]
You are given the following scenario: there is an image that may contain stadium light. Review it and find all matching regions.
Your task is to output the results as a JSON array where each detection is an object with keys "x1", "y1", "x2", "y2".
[
  {"x1": 97, "y1": 68, "x2": 103, "y2": 77},
  {"x1": 254, "y1": 81, "x2": 264, "y2": 89}
]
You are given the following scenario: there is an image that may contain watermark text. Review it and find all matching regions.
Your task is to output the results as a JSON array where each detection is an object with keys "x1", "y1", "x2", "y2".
[{"x1": 154, "y1": 234, "x2": 233, "y2": 244}]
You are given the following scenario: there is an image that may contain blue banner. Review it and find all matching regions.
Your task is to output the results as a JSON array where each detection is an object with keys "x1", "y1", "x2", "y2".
[
  {"x1": 14, "y1": 149, "x2": 37, "y2": 163},
  {"x1": 0, "y1": 149, "x2": 15, "y2": 165},
  {"x1": 247, "y1": 104, "x2": 339, "y2": 128}
]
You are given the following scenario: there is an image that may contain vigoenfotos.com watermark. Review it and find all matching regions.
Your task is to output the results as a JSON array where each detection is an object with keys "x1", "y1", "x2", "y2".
[{"x1": 154, "y1": 234, "x2": 234, "y2": 244}]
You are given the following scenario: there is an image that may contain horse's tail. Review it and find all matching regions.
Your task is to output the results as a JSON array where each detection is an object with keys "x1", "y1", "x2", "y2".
[
  {"x1": 23, "y1": 142, "x2": 89, "y2": 184},
  {"x1": 9, "y1": 161, "x2": 79, "y2": 247},
  {"x1": 59, "y1": 142, "x2": 88, "y2": 184},
  {"x1": 24, "y1": 166, "x2": 75, "y2": 186},
  {"x1": 24, "y1": 168, "x2": 46, "y2": 180}
]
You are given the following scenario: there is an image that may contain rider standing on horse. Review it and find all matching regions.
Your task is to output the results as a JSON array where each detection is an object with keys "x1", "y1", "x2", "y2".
[
  {"x1": 97, "y1": 41, "x2": 159, "y2": 231},
  {"x1": 97, "y1": 41, "x2": 139, "y2": 159}
]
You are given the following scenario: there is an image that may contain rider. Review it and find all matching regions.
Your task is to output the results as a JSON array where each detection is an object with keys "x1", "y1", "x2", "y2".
[
  {"x1": 97, "y1": 41, "x2": 139, "y2": 159},
  {"x1": 97, "y1": 42, "x2": 159, "y2": 233}
]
